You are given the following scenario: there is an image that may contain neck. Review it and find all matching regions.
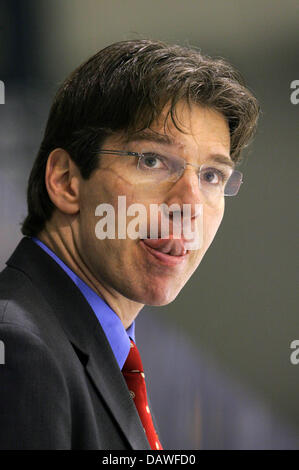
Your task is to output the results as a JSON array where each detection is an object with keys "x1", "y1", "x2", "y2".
[{"x1": 36, "y1": 219, "x2": 143, "y2": 330}]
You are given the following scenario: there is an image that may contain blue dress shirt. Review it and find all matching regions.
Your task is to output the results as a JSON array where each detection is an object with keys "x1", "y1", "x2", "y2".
[{"x1": 31, "y1": 237, "x2": 135, "y2": 370}]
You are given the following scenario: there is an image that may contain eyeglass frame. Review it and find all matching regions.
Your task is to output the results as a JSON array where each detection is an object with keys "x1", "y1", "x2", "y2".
[{"x1": 97, "y1": 149, "x2": 243, "y2": 197}]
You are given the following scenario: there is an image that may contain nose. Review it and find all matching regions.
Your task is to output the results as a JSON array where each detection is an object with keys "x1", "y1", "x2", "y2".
[{"x1": 164, "y1": 166, "x2": 203, "y2": 220}]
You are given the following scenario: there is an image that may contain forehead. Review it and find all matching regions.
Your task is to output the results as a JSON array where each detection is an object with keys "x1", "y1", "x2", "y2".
[
  {"x1": 130, "y1": 103, "x2": 230, "y2": 162},
  {"x1": 102, "y1": 102, "x2": 231, "y2": 163},
  {"x1": 154, "y1": 101, "x2": 230, "y2": 137}
]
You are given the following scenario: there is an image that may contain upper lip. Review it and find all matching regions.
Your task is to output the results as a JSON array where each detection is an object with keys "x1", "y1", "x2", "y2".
[{"x1": 141, "y1": 235, "x2": 193, "y2": 256}]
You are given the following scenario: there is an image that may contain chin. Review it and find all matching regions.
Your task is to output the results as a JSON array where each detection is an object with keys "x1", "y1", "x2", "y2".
[
  {"x1": 146, "y1": 297, "x2": 178, "y2": 307},
  {"x1": 135, "y1": 284, "x2": 182, "y2": 306}
]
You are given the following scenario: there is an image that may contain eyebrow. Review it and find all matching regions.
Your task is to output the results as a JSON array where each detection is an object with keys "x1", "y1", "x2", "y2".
[
  {"x1": 206, "y1": 155, "x2": 235, "y2": 169},
  {"x1": 124, "y1": 130, "x2": 235, "y2": 169},
  {"x1": 124, "y1": 130, "x2": 179, "y2": 147}
]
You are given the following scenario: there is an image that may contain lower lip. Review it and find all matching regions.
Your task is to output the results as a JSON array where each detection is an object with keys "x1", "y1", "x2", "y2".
[{"x1": 140, "y1": 240, "x2": 188, "y2": 266}]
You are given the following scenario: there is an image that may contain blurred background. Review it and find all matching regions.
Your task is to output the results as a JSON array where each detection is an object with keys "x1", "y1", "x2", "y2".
[{"x1": 0, "y1": 0, "x2": 298, "y2": 449}]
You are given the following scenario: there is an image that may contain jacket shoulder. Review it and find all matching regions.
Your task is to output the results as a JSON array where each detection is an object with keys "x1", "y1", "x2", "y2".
[{"x1": 0, "y1": 265, "x2": 63, "y2": 340}]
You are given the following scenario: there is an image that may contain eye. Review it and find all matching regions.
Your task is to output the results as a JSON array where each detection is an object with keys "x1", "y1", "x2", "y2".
[
  {"x1": 201, "y1": 167, "x2": 226, "y2": 185},
  {"x1": 139, "y1": 153, "x2": 167, "y2": 170}
]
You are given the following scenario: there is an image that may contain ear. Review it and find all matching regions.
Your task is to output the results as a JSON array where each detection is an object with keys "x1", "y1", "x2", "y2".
[{"x1": 45, "y1": 148, "x2": 80, "y2": 215}]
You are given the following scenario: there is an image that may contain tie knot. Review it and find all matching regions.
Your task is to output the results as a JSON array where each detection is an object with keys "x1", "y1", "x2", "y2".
[{"x1": 122, "y1": 340, "x2": 144, "y2": 373}]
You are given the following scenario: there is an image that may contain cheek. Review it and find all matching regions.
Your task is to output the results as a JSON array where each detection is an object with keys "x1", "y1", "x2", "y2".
[
  {"x1": 79, "y1": 172, "x2": 125, "y2": 227},
  {"x1": 203, "y1": 204, "x2": 224, "y2": 249},
  {"x1": 186, "y1": 206, "x2": 224, "y2": 277}
]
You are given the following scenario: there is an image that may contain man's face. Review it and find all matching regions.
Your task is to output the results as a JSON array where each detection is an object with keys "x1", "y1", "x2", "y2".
[{"x1": 75, "y1": 102, "x2": 231, "y2": 306}]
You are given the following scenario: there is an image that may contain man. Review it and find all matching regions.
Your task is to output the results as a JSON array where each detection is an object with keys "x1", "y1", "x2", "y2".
[{"x1": 0, "y1": 39, "x2": 259, "y2": 449}]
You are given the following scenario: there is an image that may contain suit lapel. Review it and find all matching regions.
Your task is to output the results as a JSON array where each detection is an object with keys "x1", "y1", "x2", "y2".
[
  {"x1": 86, "y1": 346, "x2": 151, "y2": 449},
  {"x1": 6, "y1": 237, "x2": 151, "y2": 450}
]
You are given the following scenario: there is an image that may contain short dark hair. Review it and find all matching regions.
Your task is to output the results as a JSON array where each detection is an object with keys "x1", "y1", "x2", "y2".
[{"x1": 21, "y1": 39, "x2": 260, "y2": 237}]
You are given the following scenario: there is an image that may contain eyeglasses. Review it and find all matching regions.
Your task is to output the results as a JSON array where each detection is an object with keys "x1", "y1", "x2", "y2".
[{"x1": 98, "y1": 149, "x2": 243, "y2": 198}]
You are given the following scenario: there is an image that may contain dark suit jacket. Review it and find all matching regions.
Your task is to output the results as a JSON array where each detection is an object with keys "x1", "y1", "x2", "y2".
[{"x1": 0, "y1": 237, "x2": 153, "y2": 450}]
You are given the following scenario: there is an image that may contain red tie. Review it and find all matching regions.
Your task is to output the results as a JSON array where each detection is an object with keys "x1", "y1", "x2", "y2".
[{"x1": 122, "y1": 339, "x2": 163, "y2": 450}]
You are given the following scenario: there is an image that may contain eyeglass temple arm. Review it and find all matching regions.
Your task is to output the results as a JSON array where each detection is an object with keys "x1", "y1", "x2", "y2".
[{"x1": 98, "y1": 150, "x2": 143, "y2": 157}]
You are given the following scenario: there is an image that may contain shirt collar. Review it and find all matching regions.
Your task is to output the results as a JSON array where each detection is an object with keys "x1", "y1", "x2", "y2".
[{"x1": 31, "y1": 237, "x2": 135, "y2": 370}]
